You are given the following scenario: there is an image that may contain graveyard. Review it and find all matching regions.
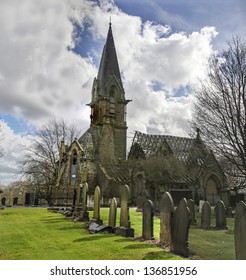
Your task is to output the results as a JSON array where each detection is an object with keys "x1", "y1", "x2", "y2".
[{"x1": 0, "y1": 189, "x2": 241, "y2": 260}]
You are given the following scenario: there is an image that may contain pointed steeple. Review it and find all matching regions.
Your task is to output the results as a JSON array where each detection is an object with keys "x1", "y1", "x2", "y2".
[{"x1": 97, "y1": 22, "x2": 123, "y2": 96}]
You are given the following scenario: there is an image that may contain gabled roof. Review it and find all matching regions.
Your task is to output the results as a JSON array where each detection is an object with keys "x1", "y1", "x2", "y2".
[{"x1": 129, "y1": 131, "x2": 210, "y2": 165}]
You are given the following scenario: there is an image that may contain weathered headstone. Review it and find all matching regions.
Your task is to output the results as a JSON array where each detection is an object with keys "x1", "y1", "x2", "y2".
[
  {"x1": 235, "y1": 201, "x2": 246, "y2": 259},
  {"x1": 80, "y1": 182, "x2": 89, "y2": 221},
  {"x1": 201, "y1": 201, "x2": 211, "y2": 230},
  {"x1": 214, "y1": 200, "x2": 227, "y2": 229},
  {"x1": 142, "y1": 200, "x2": 154, "y2": 240},
  {"x1": 159, "y1": 192, "x2": 174, "y2": 246},
  {"x1": 115, "y1": 185, "x2": 134, "y2": 237},
  {"x1": 199, "y1": 200, "x2": 205, "y2": 213},
  {"x1": 171, "y1": 198, "x2": 191, "y2": 257},
  {"x1": 235, "y1": 201, "x2": 246, "y2": 230},
  {"x1": 92, "y1": 186, "x2": 103, "y2": 225},
  {"x1": 187, "y1": 199, "x2": 196, "y2": 226},
  {"x1": 108, "y1": 197, "x2": 117, "y2": 228}
]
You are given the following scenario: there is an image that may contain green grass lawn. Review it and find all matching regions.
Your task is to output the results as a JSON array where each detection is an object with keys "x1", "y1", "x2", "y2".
[
  {"x1": 0, "y1": 207, "x2": 236, "y2": 260},
  {"x1": 0, "y1": 207, "x2": 181, "y2": 260}
]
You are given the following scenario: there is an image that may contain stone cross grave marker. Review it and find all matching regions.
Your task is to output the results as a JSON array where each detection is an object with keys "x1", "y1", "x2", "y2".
[
  {"x1": 108, "y1": 197, "x2": 117, "y2": 228},
  {"x1": 201, "y1": 201, "x2": 211, "y2": 230},
  {"x1": 142, "y1": 200, "x2": 154, "y2": 240},
  {"x1": 92, "y1": 186, "x2": 103, "y2": 225},
  {"x1": 159, "y1": 192, "x2": 174, "y2": 246},
  {"x1": 187, "y1": 199, "x2": 196, "y2": 226},
  {"x1": 214, "y1": 200, "x2": 227, "y2": 229},
  {"x1": 234, "y1": 200, "x2": 246, "y2": 259},
  {"x1": 171, "y1": 198, "x2": 191, "y2": 257},
  {"x1": 115, "y1": 185, "x2": 134, "y2": 237}
]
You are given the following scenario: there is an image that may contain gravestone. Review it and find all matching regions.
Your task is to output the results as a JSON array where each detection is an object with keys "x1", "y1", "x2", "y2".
[
  {"x1": 115, "y1": 185, "x2": 134, "y2": 237},
  {"x1": 214, "y1": 200, "x2": 227, "y2": 229},
  {"x1": 80, "y1": 182, "x2": 89, "y2": 221},
  {"x1": 92, "y1": 186, "x2": 103, "y2": 225},
  {"x1": 187, "y1": 199, "x2": 196, "y2": 226},
  {"x1": 159, "y1": 192, "x2": 174, "y2": 246},
  {"x1": 201, "y1": 201, "x2": 211, "y2": 230},
  {"x1": 235, "y1": 201, "x2": 246, "y2": 259},
  {"x1": 199, "y1": 200, "x2": 205, "y2": 213},
  {"x1": 142, "y1": 200, "x2": 154, "y2": 240},
  {"x1": 234, "y1": 201, "x2": 246, "y2": 231},
  {"x1": 73, "y1": 184, "x2": 83, "y2": 219},
  {"x1": 171, "y1": 198, "x2": 191, "y2": 257},
  {"x1": 108, "y1": 197, "x2": 117, "y2": 229}
]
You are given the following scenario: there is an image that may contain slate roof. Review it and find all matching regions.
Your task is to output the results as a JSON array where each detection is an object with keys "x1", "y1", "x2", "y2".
[{"x1": 129, "y1": 131, "x2": 210, "y2": 166}]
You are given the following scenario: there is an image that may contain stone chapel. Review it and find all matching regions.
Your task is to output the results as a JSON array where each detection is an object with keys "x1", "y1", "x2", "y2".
[{"x1": 55, "y1": 23, "x2": 227, "y2": 209}]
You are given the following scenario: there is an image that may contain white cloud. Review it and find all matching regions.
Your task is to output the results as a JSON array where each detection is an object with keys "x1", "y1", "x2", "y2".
[
  {"x1": 0, "y1": 120, "x2": 32, "y2": 185},
  {"x1": 0, "y1": 0, "x2": 218, "y2": 183}
]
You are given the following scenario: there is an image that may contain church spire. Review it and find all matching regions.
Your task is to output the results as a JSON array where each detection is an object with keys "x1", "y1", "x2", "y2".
[{"x1": 97, "y1": 22, "x2": 123, "y2": 96}]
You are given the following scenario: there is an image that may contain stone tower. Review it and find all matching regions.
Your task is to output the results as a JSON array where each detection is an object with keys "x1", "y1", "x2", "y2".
[{"x1": 87, "y1": 23, "x2": 130, "y2": 164}]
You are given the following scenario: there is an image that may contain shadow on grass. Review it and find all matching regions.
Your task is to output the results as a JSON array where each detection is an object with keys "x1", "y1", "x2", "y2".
[
  {"x1": 41, "y1": 218, "x2": 65, "y2": 223},
  {"x1": 73, "y1": 234, "x2": 113, "y2": 243},
  {"x1": 123, "y1": 243, "x2": 156, "y2": 250},
  {"x1": 142, "y1": 251, "x2": 174, "y2": 260}
]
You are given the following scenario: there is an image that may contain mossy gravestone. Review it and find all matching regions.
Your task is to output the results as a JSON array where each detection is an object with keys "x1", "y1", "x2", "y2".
[
  {"x1": 92, "y1": 186, "x2": 103, "y2": 225},
  {"x1": 142, "y1": 200, "x2": 154, "y2": 240},
  {"x1": 108, "y1": 197, "x2": 117, "y2": 228},
  {"x1": 115, "y1": 185, "x2": 134, "y2": 237},
  {"x1": 171, "y1": 198, "x2": 191, "y2": 258},
  {"x1": 159, "y1": 192, "x2": 174, "y2": 246},
  {"x1": 214, "y1": 200, "x2": 227, "y2": 229},
  {"x1": 201, "y1": 201, "x2": 211, "y2": 230},
  {"x1": 235, "y1": 201, "x2": 246, "y2": 259}
]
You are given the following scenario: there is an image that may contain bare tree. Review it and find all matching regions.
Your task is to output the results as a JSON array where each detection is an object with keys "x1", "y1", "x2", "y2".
[
  {"x1": 21, "y1": 117, "x2": 79, "y2": 205},
  {"x1": 191, "y1": 36, "x2": 246, "y2": 178}
]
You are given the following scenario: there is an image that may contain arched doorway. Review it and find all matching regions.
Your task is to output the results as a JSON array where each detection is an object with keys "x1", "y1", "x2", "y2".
[{"x1": 204, "y1": 174, "x2": 221, "y2": 205}]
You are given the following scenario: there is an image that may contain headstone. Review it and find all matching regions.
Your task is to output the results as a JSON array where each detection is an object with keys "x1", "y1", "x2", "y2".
[
  {"x1": 201, "y1": 201, "x2": 211, "y2": 230},
  {"x1": 234, "y1": 201, "x2": 246, "y2": 259},
  {"x1": 92, "y1": 186, "x2": 103, "y2": 225},
  {"x1": 80, "y1": 182, "x2": 89, "y2": 221},
  {"x1": 214, "y1": 200, "x2": 227, "y2": 229},
  {"x1": 115, "y1": 185, "x2": 134, "y2": 237},
  {"x1": 142, "y1": 200, "x2": 154, "y2": 240},
  {"x1": 234, "y1": 201, "x2": 246, "y2": 231},
  {"x1": 171, "y1": 198, "x2": 191, "y2": 257},
  {"x1": 187, "y1": 199, "x2": 196, "y2": 226},
  {"x1": 108, "y1": 197, "x2": 117, "y2": 229},
  {"x1": 159, "y1": 192, "x2": 174, "y2": 246},
  {"x1": 199, "y1": 200, "x2": 205, "y2": 213}
]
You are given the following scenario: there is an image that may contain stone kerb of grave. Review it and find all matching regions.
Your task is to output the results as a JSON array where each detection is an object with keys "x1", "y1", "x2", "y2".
[
  {"x1": 115, "y1": 185, "x2": 134, "y2": 237},
  {"x1": 159, "y1": 192, "x2": 174, "y2": 247}
]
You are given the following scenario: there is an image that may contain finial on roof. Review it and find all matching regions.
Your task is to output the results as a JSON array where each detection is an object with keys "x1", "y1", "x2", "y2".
[
  {"x1": 109, "y1": 16, "x2": 112, "y2": 27},
  {"x1": 196, "y1": 127, "x2": 201, "y2": 139}
]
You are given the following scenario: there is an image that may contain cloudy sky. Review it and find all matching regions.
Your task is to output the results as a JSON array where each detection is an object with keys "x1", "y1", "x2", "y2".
[{"x1": 0, "y1": 0, "x2": 245, "y2": 185}]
